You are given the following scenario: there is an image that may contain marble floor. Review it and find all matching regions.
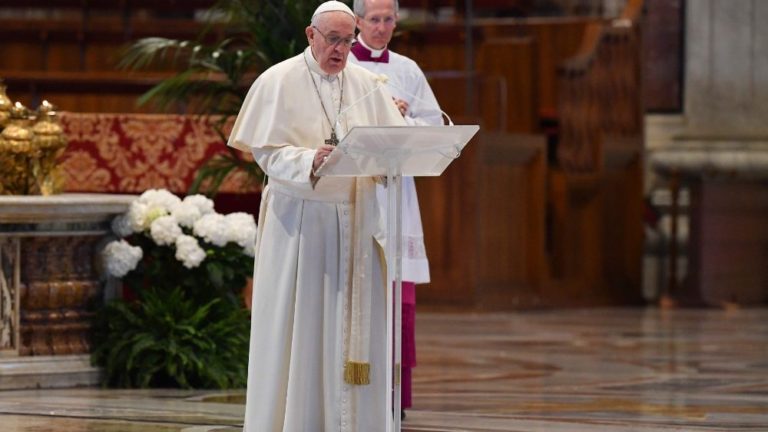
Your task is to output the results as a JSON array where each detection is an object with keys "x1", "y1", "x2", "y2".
[{"x1": 0, "y1": 307, "x2": 767, "y2": 431}]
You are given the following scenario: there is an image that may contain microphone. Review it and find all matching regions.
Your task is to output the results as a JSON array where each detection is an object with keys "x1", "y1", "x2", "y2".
[
  {"x1": 382, "y1": 78, "x2": 454, "y2": 126},
  {"x1": 333, "y1": 77, "x2": 388, "y2": 140},
  {"x1": 332, "y1": 72, "x2": 455, "y2": 140}
]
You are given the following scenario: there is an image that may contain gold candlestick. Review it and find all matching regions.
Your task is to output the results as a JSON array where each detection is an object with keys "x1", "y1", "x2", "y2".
[
  {"x1": 0, "y1": 79, "x2": 11, "y2": 129},
  {"x1": 32, "y1": 100, "x2": 68, "y2": 195},
  {"x1": 0, "y1": 102, "x2": 37, "y2": 194}
]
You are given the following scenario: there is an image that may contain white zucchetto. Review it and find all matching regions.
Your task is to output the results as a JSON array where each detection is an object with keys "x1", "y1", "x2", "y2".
[{"x1": 311, "y1": 0, "x2": 355, "y2": 20}]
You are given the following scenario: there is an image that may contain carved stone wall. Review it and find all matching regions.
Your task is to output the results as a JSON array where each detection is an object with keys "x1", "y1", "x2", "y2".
[
  {"x1": 0, "y1": 194, "x2": 134, "y2": 389},
  {"x1": 18, "y1": 236, "x2": 103, "y2": 356},
  {"x1": 0, "y1": 239, "x2": 19, "y2": 353}
]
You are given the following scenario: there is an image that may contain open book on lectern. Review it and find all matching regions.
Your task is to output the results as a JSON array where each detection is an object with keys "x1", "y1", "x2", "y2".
[{"x1": 314, "y1": 125, "x2": 480, "y2": 177}]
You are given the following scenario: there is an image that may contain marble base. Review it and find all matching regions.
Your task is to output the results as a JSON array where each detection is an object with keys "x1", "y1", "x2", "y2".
[
  {"x1": 0, "y1": 193, "x2": 135, "y2": 389},
  {"x1": 649, "y1": 138, "x2": 768, "y2": 179},
  {"x1": 2, "y1": 308, "x2": 768, "y2": 431},
  {"x1": 648, "y1": 140, "x2": 768, "y2": 306},
  {"x1": 0, "y1": 193, "x2": 136, "y2": 224},
  {"x1": 0, "y1": 355, "x2": 100, "y2": 390}
]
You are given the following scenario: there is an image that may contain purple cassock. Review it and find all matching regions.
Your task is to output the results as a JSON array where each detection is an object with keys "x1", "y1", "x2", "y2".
[{"x1": 350, "y1": 38, "x2": 444, "y2": 409}]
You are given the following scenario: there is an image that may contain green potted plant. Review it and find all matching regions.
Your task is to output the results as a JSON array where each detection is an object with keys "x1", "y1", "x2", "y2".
[
  {"x1": 119, "y1": 0, "x2": 327, "y2": 196},
  {"x1": 93, "y1": 189, "x2": 256, "y2": 388}
]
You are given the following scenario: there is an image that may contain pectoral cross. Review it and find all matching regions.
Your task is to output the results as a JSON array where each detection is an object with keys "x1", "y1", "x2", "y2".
[{"x1": 325, "y1": 131, "x2": 339, "y2": 147}]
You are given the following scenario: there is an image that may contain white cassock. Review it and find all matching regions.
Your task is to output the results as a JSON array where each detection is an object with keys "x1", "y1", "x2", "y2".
[
  {"x1": 228, "y1": 47, "x2": 406, "y2": 432},
  {"x1": 349, "y1": 38, "x2": 444, "y2": 284}
]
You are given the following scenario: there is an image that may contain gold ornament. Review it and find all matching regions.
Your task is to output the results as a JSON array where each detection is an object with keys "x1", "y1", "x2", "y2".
[
  {"x1": 0, "y1": 79, "x2": 11, "y2": 129},
  {"x1": 32, "y1": 100, "x2": 68, "y2": 195},
  {"x1": 0, "y1": 102, "x2": 38, "y2": 194},
  {"x1": 0, "y1": 92, "x2": 69, "y2": 195}
]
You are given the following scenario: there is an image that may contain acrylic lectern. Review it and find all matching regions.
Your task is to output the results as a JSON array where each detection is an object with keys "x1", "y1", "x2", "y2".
[{"x1": 316, "y1": 125, "x2": 479, "y2": 432}]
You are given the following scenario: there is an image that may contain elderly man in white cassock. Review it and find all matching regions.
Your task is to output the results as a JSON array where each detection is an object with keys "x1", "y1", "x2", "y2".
[{"x1": 227, "y1": 0, "x2": 406, "y2": 431}]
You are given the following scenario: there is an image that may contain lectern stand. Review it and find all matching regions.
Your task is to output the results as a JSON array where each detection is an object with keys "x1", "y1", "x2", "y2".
[{"x1": 316, "y1": 125, "x2": 479, "y2": 431}]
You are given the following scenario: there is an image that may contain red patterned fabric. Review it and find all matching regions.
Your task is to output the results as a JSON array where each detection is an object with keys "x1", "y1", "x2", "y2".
[{"x1": 58, "y1": 112, "x2": 258, "y2": 194}]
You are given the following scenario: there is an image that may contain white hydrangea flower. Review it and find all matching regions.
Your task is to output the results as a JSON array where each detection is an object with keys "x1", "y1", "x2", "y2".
[
  {"x1": 175, "y1": 234, "x2": 207, "y2": 268},
  {"x1": 122, "y1": 190, "x2": 184, "y2": 234},
  {"x1": 149, "y1": 215, "x2": 183, "y2": 246},
  {"x1": 170, "y1": 201, "x2": 202, "y2": 228},
  {"x1": 111, "y1": 213, "x2": 134, "y2": 237},
  {"x1": 137, "y1": 189, "x2": 182, "y2": 211},
  {"x1": 127, "y1": 201, "x2": 150, "y2": 232},
  {"x1": 242, "y1": 239, "x2": 256, "y2": 257},
  {"x1": 102, "y1": 239, "x2": 143, "y2": 278},
  {"x1": 145, "y1": 206, "x2": 168, "y2": 227},
  {"x1": 183, "y1": 194, "x2": 215, "y2": 215},
  {"x1": 193, "y1": 213, "x2": 229, "y2": 247},
  {"x1": 225, "y1": 212, "x2": 257, "y2": 252},
  {"x1": 128, "y1": 201, "x2": 169, "y2": 232}
]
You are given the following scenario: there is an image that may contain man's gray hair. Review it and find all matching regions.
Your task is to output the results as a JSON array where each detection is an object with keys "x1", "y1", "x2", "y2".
[{"x1": 353, "y1": 0, "x2": 399, "y2": 17}]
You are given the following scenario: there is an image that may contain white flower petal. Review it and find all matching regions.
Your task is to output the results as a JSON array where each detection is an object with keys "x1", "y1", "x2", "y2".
[
  {"x1": 102, "y1": 240, "x2": 143, "y2": 278},
  {"x1": 111, "y1": 214, "x2": 134, "y2": 237},
  {"x1": 149, "y1": 215, "x2": 183, "y2": 246},
  {"x1": 171, "y1": 202, "x2": 202, "y2": 228},
  {"x1": 175, "y1": 234, "x2": 206, "y2": 268},
  {"x1": 193, "y1": 213, "x2": 229, "y2": 247}
]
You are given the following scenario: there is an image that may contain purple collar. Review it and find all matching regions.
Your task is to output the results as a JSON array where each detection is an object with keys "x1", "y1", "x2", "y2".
[{"x1": 351, "y1": 42, "x2": 389, "y2": 63}]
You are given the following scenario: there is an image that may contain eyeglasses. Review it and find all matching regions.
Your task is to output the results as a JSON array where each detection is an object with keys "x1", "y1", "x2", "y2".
[
  {"x1": 312, "y1": 26, "x2": 356, "y2": 47},
  {"x1": 362, "y1": 15, "x2": 396, "y2": 27}
]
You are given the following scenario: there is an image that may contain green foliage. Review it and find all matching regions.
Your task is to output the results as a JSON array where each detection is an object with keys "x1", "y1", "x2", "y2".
[
  {"x1": 121, "y1": 233, "x2": 252, "y2": 307},
  {"x1": 92, "y1": 287, "x2": 250, "y2": 389},
  {"x1": 119, "y1": 0, "x2": 330, "y2": 196},
  {"x1": 92, "y1": 197, "x2": 256, "y2": 389},
  {"x1": 187, "y1": 148, "x2": 266, "y2": 196}
]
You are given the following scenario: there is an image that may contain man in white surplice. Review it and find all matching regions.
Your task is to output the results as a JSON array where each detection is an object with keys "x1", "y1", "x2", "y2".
[
  {"x1": 226, "y1": 1, "x2": 406, "y2": 431},
  {"x1": 348, "y1": 0, "x2": 444, "y2": 416}
]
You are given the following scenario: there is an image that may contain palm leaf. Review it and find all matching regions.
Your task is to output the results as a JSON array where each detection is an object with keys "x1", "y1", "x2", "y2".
[{"x1": 119, "y1": 0, "x2": 329, "y2": 196}]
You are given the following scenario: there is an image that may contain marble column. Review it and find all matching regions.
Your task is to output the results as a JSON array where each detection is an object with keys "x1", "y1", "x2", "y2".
[
  {"x1": 647, "y1": 0, "x2": 768, "y2": 306},
  {"x1": 647, "y1": 0, "x2": 768, "y2": 148},
  {"x1": 685, "y1": 0, "x2": 768, "y2": 137},
  {"x1": 0, "y1": 193, "x2": 135, "y2": 389}
]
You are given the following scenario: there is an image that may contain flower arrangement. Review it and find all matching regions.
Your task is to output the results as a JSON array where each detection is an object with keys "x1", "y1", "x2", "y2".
[
  {"x1": 102, "y1": 188, "x2": 255, "y2": 303},
  {"x1": 93, "y1": 189, "x2": 256, "y2": 389}
]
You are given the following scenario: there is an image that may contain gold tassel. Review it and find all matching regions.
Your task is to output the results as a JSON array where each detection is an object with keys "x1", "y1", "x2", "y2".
[{"x1": 344, "y1": 361, "x2": 371, "y2": 385}]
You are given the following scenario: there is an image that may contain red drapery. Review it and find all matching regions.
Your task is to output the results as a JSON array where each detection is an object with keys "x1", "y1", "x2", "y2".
[{"x1": 59, "y1": 112, "x2": 258, "y2": 195}]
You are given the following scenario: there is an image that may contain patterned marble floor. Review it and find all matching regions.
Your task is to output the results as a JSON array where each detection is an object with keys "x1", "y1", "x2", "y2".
[{"x1": 0, "y1": 307, "x2": 767, "y2": 431}]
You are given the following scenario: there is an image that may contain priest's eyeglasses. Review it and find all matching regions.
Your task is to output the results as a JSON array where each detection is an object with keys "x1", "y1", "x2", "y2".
[
  {"x1": 312, "y1": 26, "x2": 356, "y2": 47},
  {"x1": 363, "y1": 15, "x2": 396, "y2": 27}
]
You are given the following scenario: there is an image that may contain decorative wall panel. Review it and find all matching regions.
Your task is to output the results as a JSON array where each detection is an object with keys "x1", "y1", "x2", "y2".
[
  {"x1": 0, "y1": 238, "x2": 19, "y2": 354},
  {"x1": 58, "y1": 113, "x2": 258, "y2": 195}
]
